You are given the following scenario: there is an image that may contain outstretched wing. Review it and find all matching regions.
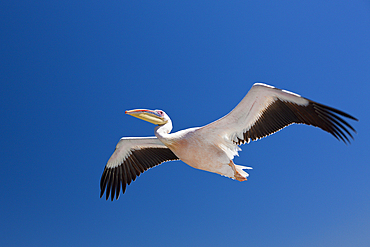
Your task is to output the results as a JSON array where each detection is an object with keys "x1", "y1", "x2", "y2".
[
  {"x1": 100, "y1": 137, "x2": 179, "y2": 200},
  {"x1": 201, "y1": 83, "x2": 357, "y2": 145}
]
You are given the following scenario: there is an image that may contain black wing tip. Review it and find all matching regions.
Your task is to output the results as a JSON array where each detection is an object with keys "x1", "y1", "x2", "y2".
[
  {"x1": 313, "y1": 101, "x2": 358, "y2": 121},
  {"x1": 99, "y1": 189, "x2": 124, "y2": 201},
  {"x1": 312, "y1": 102, "x2": 358, "y2": 144},
  {"x1": 99, "y1": 167, "x2": 126, "y2": 201}
]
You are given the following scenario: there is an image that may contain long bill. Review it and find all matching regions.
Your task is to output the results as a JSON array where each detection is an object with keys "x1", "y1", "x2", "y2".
[{"x1": 125, "y1": 109, "x2": 167, "y2": 125}]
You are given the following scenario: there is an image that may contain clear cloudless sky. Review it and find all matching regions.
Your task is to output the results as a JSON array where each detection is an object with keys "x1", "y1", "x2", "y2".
[{"x1": 1, "y1": 1, "x2": 369, "y2": 246}]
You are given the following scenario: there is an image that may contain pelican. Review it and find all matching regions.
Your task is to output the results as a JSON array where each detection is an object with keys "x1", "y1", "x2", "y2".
[{"x1": 100, "y1": 83, "x2": 357, "y2": 200}]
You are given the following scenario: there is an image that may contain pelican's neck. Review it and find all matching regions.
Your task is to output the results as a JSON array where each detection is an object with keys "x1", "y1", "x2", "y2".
[{"x1": 154, "y1": 119, "x2": 173, "y2": 140}]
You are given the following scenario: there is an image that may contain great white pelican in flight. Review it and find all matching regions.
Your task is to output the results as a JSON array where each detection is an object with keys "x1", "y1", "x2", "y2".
[{"x1": 100, "y1": 83, "x2": 357, "y2": 200}]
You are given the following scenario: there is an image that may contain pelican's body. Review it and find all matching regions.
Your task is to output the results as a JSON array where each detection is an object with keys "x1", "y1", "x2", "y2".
[
  {"x1": 100, "y1": 83, "x2": 357, "y2": 200},
  {"x1": 159, "y1": 127, "x2": 246, "y2": 181}
]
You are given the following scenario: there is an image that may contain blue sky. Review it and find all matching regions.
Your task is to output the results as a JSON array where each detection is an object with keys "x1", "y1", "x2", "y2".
[{"x1": 1, "y1": 1, "x2": 369, "y2": 246}]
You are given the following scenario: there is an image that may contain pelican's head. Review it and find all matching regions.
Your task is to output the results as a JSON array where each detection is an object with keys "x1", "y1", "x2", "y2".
[{"x1": 125, "y1": 109, "x2": 169, "y2": 125}]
